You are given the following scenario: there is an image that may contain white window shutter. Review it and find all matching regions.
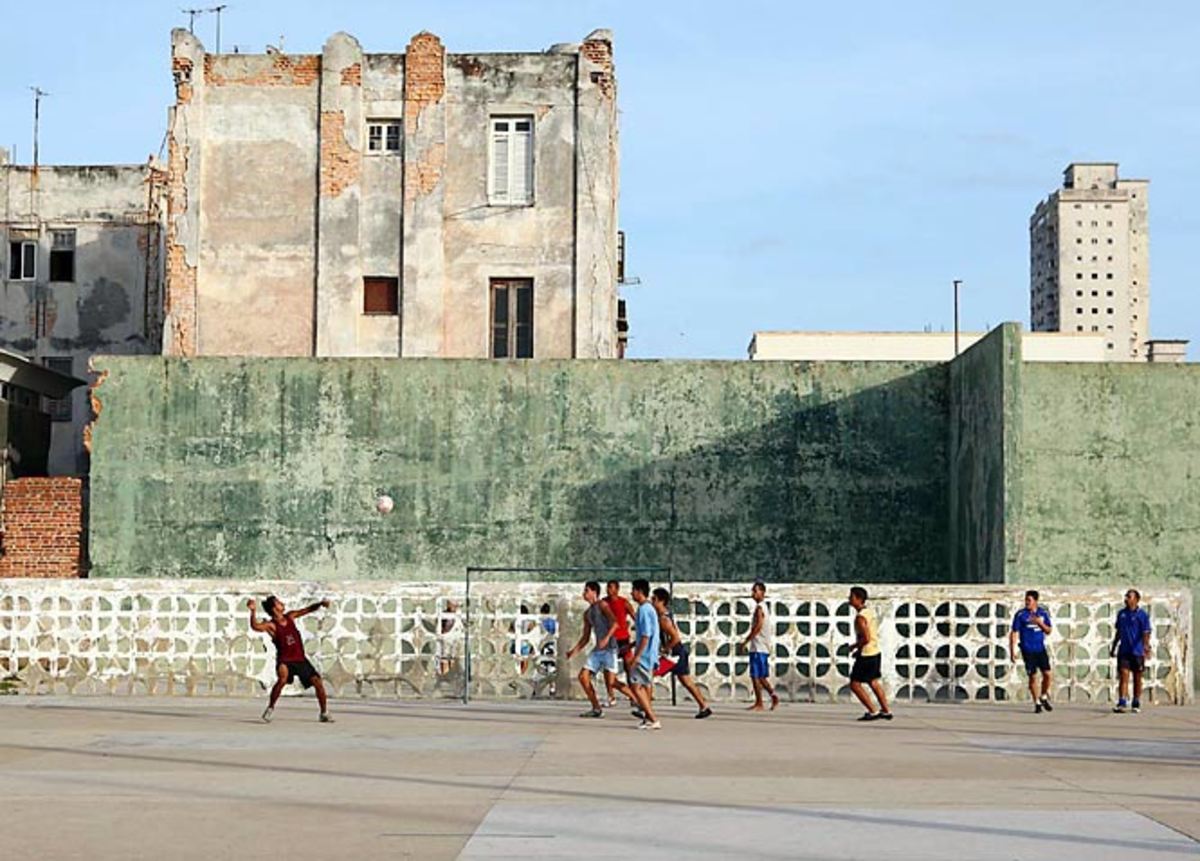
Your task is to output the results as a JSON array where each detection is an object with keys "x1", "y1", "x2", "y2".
[
  {"x1": 491, "y1": 130, "x2": 510, "y2": 201},
  {"x1": 512, "y1": 126, "x2": 532, "y2": 203}
]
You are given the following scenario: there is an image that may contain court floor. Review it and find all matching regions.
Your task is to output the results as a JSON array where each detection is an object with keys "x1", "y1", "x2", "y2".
[{"x1": 0, "y1": 696, "x2": 1196, "y2": 859}]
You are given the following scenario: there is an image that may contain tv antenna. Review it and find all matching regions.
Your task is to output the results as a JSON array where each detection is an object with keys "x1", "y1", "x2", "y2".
[
  {"x1": 208, "y1": 5, "x2": 228, "y2": 53},
  {"x1": 182, "y1": 8, "x2": 205, "y2": 33}
]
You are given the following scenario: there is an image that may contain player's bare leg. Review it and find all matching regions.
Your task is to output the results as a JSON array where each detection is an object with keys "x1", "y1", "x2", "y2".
[{"x1": 263, "y1": 664, "x2": 289, "y2": 722}]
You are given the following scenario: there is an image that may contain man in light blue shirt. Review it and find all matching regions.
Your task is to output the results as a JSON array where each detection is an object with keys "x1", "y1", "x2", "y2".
[{"x1": 629, "y1": 578, "x2": 661, "y2": 730}]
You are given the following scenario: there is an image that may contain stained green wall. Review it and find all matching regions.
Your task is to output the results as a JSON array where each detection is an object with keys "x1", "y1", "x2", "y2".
[
  {"x1": 1016, "y1": 361, "x2": 1200, "y2": 588},
  {"x1": 89, "y1": 357, "x2": 949, "y2": 582},
  {"x1": 948, "y1": 324, "x2": 1022, "y2": 583}
]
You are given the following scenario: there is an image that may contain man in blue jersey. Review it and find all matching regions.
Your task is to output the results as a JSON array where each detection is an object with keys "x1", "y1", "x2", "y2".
[
  {"x1": 1009, "y1": 590, "x2": 1054, "y2": 714},
  {"x1": 628, "y1": 578, "x2": 662, "y2": 730},
  {"x1": 1110, "y1": 589, "x2": 1152, "y2": 713}
]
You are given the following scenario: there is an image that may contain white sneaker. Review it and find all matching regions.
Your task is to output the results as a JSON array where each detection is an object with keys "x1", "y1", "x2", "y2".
[
  {"x1": 637, "y1": 719, "x2": 662, "y2": 731},
  {"x1": 319, "y1": 712, "x2": 334, "y2": 723},
  {"x1": 261, "y1": 707, "x2": 273, "y2": 723},
  {"x1": 606, "y1": 697, "x2": 618, "y2": 707}
]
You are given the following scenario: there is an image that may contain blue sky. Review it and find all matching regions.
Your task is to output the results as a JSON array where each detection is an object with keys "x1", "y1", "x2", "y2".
[{"x1": 3, "y1": 1, "x2": 1197, "y2": 358}]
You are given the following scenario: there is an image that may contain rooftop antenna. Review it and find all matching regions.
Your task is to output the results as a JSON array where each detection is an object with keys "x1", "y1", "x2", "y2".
[
  {"x1": 182, "y1": 7, "x2": 205, "y2": 33},
  {"x1": 207, "y1": 4, "x2": 227, "y2": 53}
]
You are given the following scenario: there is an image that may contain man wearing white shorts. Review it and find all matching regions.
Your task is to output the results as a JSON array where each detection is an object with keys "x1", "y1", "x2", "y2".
[{"x1": 566, "y1": 581, "x2": 634, "y2": 717}]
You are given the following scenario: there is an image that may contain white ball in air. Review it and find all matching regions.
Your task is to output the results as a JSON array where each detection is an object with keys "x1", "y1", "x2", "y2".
[{"x1": 376, "y1": 494, "x2": 394, "y2": 514}]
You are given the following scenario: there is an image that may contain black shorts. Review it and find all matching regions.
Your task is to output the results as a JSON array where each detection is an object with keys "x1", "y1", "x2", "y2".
[
  {"x1": 616, "y1": 638, "x2": 632, "y2": 658},
  {"x1": 1117, "y1": 652, "x2": 1145, "y2": 673},
  {"x1": 670, "y1": 644, "x2": 691, "y2": 677},
  {"x1": 850, "y1": 654, "x2": 882, "y2": 683},
  {"x1": 281, "y1": 660, "x2": 320, "y2": 688},
  {"x1": 1021, "y1": 649, "x2": 1051, "y2": 676}
]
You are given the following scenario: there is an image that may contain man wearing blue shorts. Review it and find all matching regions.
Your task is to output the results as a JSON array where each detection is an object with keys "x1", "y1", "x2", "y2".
[
  {"x1": 566, "y1": 581, "x2": 633, "y2": 718},
  {"x1": 1009, "y1": 590, "x2": 1054, "y2": 714},
  {"x1": 1110, "y1": 589, "x2": 1152, "y2": 713},
  {"x1": 629, "y1": 578, "x2": 662, "y2": 730},
  {"x1": 742, "y1": 581, "x2": 779, "y2": 711}
]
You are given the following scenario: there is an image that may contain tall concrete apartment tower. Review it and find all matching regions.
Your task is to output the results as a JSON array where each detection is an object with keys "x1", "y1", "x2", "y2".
[{"x1": 1030, "y1": 163, "x2": 1149, "y2": 361}]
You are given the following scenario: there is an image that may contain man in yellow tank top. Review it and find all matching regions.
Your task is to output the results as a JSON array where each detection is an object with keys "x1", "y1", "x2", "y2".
[{"x1": 848, "y1": 586, "x2": 892, "y2": 722}]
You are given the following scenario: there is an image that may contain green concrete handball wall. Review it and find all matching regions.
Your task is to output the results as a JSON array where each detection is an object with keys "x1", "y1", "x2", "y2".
[{"x1": 88, "y1": 357, "x2": 950, "y2": 582}]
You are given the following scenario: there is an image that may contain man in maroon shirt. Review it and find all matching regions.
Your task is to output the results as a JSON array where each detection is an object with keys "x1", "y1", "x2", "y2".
[
  {"x1": 602, "y1": 580, "x2": 637, "y2": 706},
  {"x1": 248, "y1": 596, "x2": 334, "y2": 723}
]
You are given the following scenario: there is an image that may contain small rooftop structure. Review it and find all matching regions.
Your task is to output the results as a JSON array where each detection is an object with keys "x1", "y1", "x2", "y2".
[
  {"x1": 747, "y1": 328, "x2": 1107, "y2": 363},
  {"x1": 1145, "y1": 339, "x2": 1189, "y2": 364}
]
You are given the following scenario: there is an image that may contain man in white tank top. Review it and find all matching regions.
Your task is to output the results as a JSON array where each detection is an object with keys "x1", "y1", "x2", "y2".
[{"x1": 741, "y1": 581, "x2": 779, "y2": 711}]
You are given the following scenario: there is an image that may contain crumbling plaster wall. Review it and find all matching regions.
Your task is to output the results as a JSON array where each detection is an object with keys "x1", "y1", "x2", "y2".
[
  {"x1": 436, "y1": 51, "x2": 579, "y2": 358},
  {"x1": 163, "y1": 29, "x2": 620, "y2": 359},
  {"x1": 1, "y1": 164, "x2": 162, "y2": 474},
  {"x1": 166, "y1": 29, "x2": 320, "y2": 357}
]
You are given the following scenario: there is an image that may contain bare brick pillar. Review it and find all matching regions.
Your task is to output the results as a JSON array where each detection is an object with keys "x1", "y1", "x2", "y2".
[{"x1": 0, "y1": 477, "x2": 85, "y2": 578}]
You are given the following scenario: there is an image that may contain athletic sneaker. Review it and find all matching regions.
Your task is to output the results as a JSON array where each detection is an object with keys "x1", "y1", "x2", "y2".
[
  {"x1": 878, "y1": 711, "x2": 894, "y2": 721},
  {"x1": 631, "y1": 707, "x2": 646, "y2": 720},
  {"x1": 695, "y1": 707, "x2": 713, "y2": 719},
  {"x1": 1113, "y1": 700, "x2": 1128, "y2": 713},
  {"x1": 319, "y1": 712, "x2": 334, "y2": 723},
  {"x1": 857, "y1": 712, "x2": 879, "y2": 722},
  {"x1": 579, "y1": 709, "x2": 604, "y2": 718},
  {"x1": 637, "y1": 720, "x2": 662, "y2": 731},
  {"x1": 1131, "y1": 700, "x2": 1141, "y2": 714},
  {"x1": 1034, "y1": 703, "x2": 1043, "y2": 714},
  {"x1": 1039, "y1": 696, "x2": 1054, "y2": 713},
  {"x1": 606, "y1": 697, "x2": 618, "y2": 707},
  {"x1": 261, "y1": 707, "x2": 273, "y2": 723}
]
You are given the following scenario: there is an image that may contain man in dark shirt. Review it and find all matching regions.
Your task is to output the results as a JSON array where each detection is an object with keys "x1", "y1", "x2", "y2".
[
  {"x1": 1009, "y1": 590, "x2": 1054, "y2": 714},
  {"x1": 1110, "y1": 589, "x2": 1152, "y2": 713},
  {"x1": 249, "y1": 596, "x2": 333, "y2": 724}
]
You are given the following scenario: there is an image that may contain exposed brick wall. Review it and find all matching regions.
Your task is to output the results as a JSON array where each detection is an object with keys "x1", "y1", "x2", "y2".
[
  {"x1": 0, "y1": 478, "x2": 85, "y2": 578},
  {"x1": 319, "y1": 111, "x2": 360, "y2": 198},
  {"x1": 204, "y1": 54, "x2": 321, "y2": 87},
  {"x1": 404, "y1": 32, "x2": 445, "y2": 131},
  {"x1": 173, "y1": 56, "x2": 194, "y2": 104},
  {"x1": 582, "y1": 37, "x2": 614, "y2": 99},
  {"x1": 164, "y1": 131, "x2": 197, "y2": 357},
  {"x1": 340, "y1": 62, "x2": 362, "y2": 86}
]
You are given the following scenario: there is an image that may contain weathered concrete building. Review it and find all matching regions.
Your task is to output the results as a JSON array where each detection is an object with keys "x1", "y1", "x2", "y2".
[
  {"x1": 1030, "y1": 163, "x2": 1152, "y2": 361},
  {"x1": 0, "y1": 149, "x2": 166, "y2": 474},
  {"x1": 164, "y1": 27, "x2": 622, "y2": 359}
]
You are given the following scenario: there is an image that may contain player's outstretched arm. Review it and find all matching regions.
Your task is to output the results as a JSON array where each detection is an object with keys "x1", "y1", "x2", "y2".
[{"x1": 289, "y1": 599, "x2": 331, "y2": 619}]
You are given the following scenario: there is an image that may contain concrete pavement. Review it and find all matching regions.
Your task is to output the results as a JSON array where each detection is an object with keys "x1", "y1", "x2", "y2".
[{"x1": 0, "y1": 696, "x2": 1197, "y2": 859}]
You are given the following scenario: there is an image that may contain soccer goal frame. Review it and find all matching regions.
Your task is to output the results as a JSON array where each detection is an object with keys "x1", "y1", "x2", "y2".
[{"x1": 462, "y1": 565, "x2": 673, "y2": 705}]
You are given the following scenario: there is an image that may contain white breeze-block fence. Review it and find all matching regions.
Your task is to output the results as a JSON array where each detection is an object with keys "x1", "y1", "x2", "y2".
[{"x1": 0, "y1": 580, "x2": 1191, "y2": 705}]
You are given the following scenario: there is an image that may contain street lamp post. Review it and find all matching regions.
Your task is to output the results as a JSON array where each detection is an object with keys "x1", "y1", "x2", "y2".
[{"x1": 953, "y1": 279, "x2": 963, "y2": 357}]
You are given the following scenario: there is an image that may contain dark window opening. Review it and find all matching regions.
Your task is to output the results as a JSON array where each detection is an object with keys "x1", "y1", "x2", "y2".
[
  {"x1": 50, "y1": 230, "x2": 75, "y2": 282},
  {"x1": 491, "y1": 278, "x2": 533, "y2": 359},
  {"x1": 363, "y1": 276, "x2": 399, "y2": 315}
]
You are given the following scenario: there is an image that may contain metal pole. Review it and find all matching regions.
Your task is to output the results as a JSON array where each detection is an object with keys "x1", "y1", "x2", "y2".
[
  {"x1": 463, "y1": 567, "x2": 472, "y2": 705},
  {"x1": 669, "y1": 566, "x2": 677, "y2": 707},
  {"x1": 953, "y1": 280, "x2": 963, "y2": 357},
  {"x1": 210, "y1": 5, "x2": 227, "y2": 53},
  {"x1": 29, "y1": 87, "x2": 47, "y2": 216}
]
